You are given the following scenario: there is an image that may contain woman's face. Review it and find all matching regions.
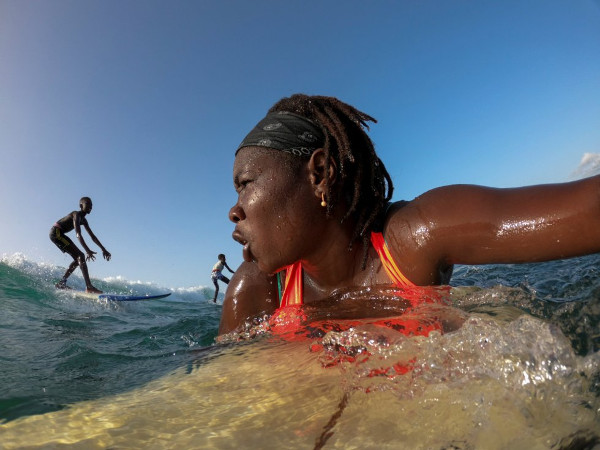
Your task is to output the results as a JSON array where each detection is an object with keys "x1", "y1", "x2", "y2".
[{"x1": 230, "y1": 147, "x2": 321, "y2": 274}]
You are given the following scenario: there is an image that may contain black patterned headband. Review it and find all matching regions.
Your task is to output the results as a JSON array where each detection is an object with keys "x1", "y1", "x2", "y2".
[{"x1": 236, "y1": 111, "x2": 325, "y2": 157}]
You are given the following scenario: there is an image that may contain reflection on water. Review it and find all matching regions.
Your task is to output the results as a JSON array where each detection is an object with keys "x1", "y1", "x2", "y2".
[{"x1": 1, "y1": 285, "x2": 598, "y2": 449}]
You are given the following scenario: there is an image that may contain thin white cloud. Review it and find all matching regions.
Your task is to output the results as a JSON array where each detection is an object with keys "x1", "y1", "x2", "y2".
[{"x1": 571, "y1": 153, "x2": 600, "y2": 179}]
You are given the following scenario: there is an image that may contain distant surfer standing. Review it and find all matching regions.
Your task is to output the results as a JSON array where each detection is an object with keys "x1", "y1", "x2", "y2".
[
  {"x1": 49, "y1": 197, "x2": 111, "y2": 294},
  {"x1": 211, "y1": 254, "x2": 234, "y2": 303}
]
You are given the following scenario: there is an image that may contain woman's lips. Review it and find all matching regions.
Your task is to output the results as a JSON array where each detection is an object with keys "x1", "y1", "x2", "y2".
[{"x1": 233, "y1": 230, "x2": 254, "y2": 263}]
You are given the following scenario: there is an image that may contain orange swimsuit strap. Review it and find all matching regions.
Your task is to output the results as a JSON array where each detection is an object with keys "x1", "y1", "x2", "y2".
[
  {"x1": 370, "y1": 231, "x2": 415, "y2": 288},
  {"x1": 278, "y1": 259, "x2": 304, "y2": 307},
  {"x1": 277, "y1": 231, "x2": 414, "y2": 307}
]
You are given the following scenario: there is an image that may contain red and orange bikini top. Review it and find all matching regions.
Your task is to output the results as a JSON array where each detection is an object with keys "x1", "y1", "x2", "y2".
[
  {"x1": 271, "y1": 231, "x2": 446, "y2": 378},
  {"x1": 276, "y1": 231, "x2": 415, "y2": 307}
]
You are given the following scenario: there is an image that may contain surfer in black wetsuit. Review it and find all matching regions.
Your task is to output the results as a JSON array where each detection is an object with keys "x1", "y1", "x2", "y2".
[{"x1": 49, "y1": 197, "x2": 111, "y2": 294}]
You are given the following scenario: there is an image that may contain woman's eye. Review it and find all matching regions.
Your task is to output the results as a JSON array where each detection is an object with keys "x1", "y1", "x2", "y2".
[{"x1": 236, "y1": 179, "x2": 252, "y2": 192}]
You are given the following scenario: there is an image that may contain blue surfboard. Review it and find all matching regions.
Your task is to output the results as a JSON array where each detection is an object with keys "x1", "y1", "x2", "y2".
[
  {"x1": 67, "y1": 290, "x2": 171, "y2": 301},
  {"x1": 99, "y1": 293, "x2": 171, "y2": 301}
]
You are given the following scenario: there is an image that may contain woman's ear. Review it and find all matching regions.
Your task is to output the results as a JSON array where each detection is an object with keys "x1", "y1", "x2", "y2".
[{"x1": 308, "y1": 149, "x2": 337, "y2": 193}]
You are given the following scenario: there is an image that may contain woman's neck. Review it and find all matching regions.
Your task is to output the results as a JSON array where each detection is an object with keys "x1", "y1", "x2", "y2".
[{"x1": 300, "y1": 221, "x2": 377, "y2": 301}]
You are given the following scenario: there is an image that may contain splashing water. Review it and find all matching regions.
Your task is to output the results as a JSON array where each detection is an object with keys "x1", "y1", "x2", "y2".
[{"x1": 0, "y1": 253, "x2": 599, "y2": 448}]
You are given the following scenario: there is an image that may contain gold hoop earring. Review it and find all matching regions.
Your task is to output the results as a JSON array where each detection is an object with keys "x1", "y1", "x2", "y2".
[{"x1": 321, "y1": 193, "x2": 327, "y2": 207}]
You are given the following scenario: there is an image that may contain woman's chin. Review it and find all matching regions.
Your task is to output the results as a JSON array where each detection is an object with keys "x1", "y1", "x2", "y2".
[
  {"x1": 242, "y1": 243, "x2": 253, "y2": 263},
  {"x1": 243, "y1": 246, "x2": 271, "y2": 273},
  {"x1": 254, "y1": 259, "x2": 279, "y2": 276},
  {"x1": 244, "y1": 247, "x2": 288, "y2": 275}
]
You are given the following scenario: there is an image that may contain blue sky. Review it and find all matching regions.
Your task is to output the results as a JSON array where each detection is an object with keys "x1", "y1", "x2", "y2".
[{"x1": 1, "y1": 0, "x2": 599, "y2": 289}]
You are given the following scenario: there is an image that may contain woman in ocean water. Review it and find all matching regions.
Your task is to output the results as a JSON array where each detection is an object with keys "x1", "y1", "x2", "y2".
[
  {"x1": 218, "y1": 94, "x2": 600, "y2": 336},
  {"x1": 3, "y1": 108, "x2": 600, "y2": 443}
]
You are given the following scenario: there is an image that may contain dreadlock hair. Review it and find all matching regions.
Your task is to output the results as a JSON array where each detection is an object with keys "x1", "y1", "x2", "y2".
[{"x1": 268, "y1": 94, "x2": 394, "y2": 267}]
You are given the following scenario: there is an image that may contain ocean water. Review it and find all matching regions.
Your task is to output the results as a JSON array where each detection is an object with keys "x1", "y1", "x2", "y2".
[
  {"x1": 0, "y1": 252, "x2": 599, "y2": 449},
  {"x1": 0, "y1": 254, "x2": 220, "y2": 422}
]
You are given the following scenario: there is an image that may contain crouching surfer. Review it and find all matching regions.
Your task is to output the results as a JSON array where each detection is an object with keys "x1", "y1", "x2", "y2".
[{"x1": 50, "y1": 197, "x2": 111, "y2": 294}]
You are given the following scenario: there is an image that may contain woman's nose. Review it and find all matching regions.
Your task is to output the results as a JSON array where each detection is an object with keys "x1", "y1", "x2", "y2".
[{"x1": 229, "y1": 204, "x2": 245, "y2": 223}]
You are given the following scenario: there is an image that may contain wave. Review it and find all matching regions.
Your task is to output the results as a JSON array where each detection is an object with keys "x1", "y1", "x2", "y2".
[{"x1": 0, "y1": 252, "x2": 216, "y2": 303}]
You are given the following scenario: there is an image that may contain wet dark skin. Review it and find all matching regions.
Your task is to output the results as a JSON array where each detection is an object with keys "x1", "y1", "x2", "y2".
[
  {"x1": 219, "y1": 146, "x2": 600, "y2": 335},
  {"x1": 59, "y1": 200, "x2": 111, "y2": 294},
  {"x1": 76, "y1": 201, "x2": 111, "y2": 265}
]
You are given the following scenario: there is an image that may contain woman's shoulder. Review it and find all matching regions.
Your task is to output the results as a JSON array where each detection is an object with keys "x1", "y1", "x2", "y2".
[
  {"x1": 218, "y1": 261, "x2": 279, "y2": 335},
  {"x1": 384, "y1": 185, "x2": 488, "y2": 225},
  {"x1": 379, "y1": 193, "x2": 460, "y2": 285},
  {"x1": 382, "y1": 198, "x2": 422, "y2": 230}
]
